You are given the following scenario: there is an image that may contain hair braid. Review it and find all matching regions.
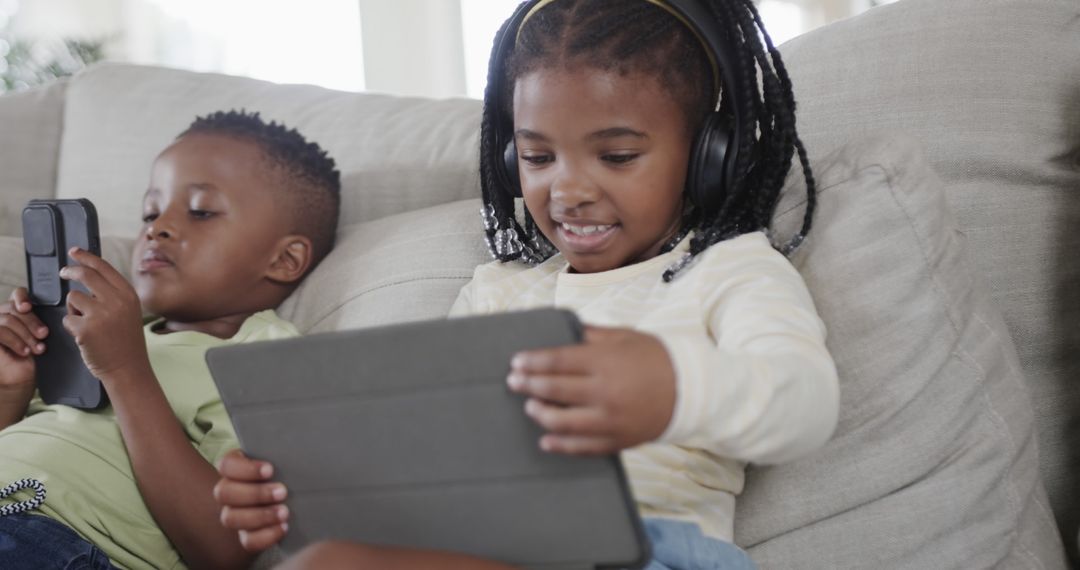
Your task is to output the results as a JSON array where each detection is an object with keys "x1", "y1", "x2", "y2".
[{"x1": 479, "y1": 0, "x2": 816, "y2": 277}]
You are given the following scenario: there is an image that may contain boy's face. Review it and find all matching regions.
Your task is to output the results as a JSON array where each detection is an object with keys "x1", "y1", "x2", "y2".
[
  {"x1": 512, "y1": 67, "x2": 691, "y2": 274},
  {"x1": 131, "y1": 133, "x2": 292, "y2": 322}
]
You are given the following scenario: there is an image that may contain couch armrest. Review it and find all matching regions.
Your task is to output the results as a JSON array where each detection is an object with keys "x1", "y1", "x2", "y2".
[{"x1": 0, "y1": 80, "x2": 68, "y2": 237}]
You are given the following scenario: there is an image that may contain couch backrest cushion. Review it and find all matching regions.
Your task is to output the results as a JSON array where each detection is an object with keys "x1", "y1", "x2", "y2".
[
  {"x1": 777, "y1": 0, "x2": 1080, "y2": 555},
  {"x1": 278, "y1": 198, "x2": 490, "y2": 333},
  {"x1": 735, "y1": 134, "x2": 1065, "y2": 568},
  {"x1": 55, "y1": 63, "x2": 483, "y2": 238},
  {"x1": 0, "y1": 80, "x2": 68, "y2": 237}
]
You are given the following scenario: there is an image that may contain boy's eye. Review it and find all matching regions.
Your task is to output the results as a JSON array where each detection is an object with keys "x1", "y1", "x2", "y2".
[
  {"x1": 142, "y1": 213, "x2": 158, "y2": 223},
  {"x1": 189, "y1": 209, "x2": 214, "y2": 220},
  {"x1": 602, "y1": 153, "x2": 639, "y2": 165}
]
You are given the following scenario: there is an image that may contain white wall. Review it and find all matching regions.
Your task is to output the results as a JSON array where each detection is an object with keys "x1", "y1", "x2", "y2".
[{"x1": 357, "y1": 0, "x2": 466, "y2": 98}]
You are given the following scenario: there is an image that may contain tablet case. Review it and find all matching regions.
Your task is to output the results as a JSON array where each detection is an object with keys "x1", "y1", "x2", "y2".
[{"x1": 206, "y1": 309, "x2": 649, "y2": 570}]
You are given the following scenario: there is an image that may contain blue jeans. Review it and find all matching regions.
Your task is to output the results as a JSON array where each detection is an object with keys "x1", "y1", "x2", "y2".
[
  {"x1": 0, "y1": 513, "x2": 117, "y2": 569},
  {"x1": 642, "y1": 518, "x2": 756, "y2": 570}
]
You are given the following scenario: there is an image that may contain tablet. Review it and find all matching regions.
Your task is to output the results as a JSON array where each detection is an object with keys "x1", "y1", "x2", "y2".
[{"x1": 206, "y1": 309, "x2": 649, "y2": 570}]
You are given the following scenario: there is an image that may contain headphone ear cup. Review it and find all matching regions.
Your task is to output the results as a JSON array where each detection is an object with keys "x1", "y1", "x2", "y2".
[
  {"x1": 687, "y1": 112, "x2": 734, "y2": 216},
  {"x1": 503, "y1": 139, "x2": 522, "y2": 198}
]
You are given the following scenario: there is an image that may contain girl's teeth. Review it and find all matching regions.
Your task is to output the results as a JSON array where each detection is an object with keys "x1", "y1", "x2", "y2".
[{"x1": 562, "y1": 223, "x2": 611, "y2": 236}]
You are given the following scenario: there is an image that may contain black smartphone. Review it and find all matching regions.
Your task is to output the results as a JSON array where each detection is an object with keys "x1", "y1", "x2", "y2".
[{"x1": 21, "y1": 198, "x2": 108, "y2": 410}]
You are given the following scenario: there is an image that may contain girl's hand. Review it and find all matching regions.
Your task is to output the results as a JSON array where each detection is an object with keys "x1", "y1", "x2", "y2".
[
  {"x1": 214, "y1": 449, "x2": 290, "y2": 552},
  {"x1": 59, "y1": 247, "x2": 149, "y2": 382},
  {"x1": 0, "y1": 287, "x2": 45, "y2": 420},
  {"x1": 507, "y1": 326, "x2": 676, "y2": 455}
]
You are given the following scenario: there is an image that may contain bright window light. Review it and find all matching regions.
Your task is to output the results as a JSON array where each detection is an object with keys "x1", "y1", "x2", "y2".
[
  {"x1": 460, "y1": 0, "x2": 520, "y2": 100},
  {"x1": 138, "y1": 0, "x2": 364, "y2": 91},
  {"x1": 757, "y1": 0, "x2": 805, "y2": 46}
]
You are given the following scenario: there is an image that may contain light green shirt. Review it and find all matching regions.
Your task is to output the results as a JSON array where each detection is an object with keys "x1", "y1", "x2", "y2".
[{"x1": 0, "y1": 309, "x2": 299, "y2": 569}]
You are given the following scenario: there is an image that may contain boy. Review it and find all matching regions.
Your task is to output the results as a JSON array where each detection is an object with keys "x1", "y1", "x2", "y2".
[{"x1": 0, "y1": 110, "x2": 340, "y2": 569}]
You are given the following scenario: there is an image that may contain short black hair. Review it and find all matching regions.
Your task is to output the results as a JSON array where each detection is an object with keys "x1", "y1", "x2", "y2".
[
  {"x1": 480, "y1": 0, "x2": 816, "y2": 280},
  {"x1": 180, "y1": 110, "x2": 342, "y2": 271}
]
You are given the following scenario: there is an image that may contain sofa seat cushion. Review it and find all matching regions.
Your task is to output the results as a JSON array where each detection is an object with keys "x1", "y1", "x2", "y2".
[{"x1": 735, "y1": 134, "x2": 1065, "y2": 568}]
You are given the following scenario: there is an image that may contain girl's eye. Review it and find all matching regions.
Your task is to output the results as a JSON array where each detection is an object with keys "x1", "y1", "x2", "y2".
[
  {"x1": 142, "y1": 213, "x2": 158, "y2": 223},
  {"x1": 189, "y1": 209, "x2": 214, "y2": 220},
  {"x1": 602, "y1": 153, "x2": 639, "y2": 165},
  {"x1": 520, "y1": 153, "x2": 553, "y2": 166}
]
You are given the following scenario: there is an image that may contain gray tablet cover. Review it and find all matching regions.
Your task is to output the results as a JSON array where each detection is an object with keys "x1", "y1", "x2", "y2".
[{"x1": 206, "y1": 309, "x2": 648, "y2": 570}]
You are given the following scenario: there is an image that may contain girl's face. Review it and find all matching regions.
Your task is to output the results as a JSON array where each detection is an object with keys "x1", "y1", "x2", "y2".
[{"x1": 512, "y1": 66, "x2": 692, "y2": 274}]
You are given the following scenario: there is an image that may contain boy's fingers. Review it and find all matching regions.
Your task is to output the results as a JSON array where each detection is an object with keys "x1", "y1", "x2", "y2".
[
  {"x1": 0, "y1": 322, "x2": 35, "y2": 356},
  {"x1": 67, "y1": 248, "x2": 128, "y2": 290},
  {"x1": 0, "y1": 310, "x2": 47, "y2": 346},
  {"x1": 238, "y1": 525, "x2": 289, "y2": 553},
  {"x1": 220, "y1": 504, "x2": 290, "y2": 531},
  {"x1": 10, "y1": 287, "x2": 33, "y2": 312},
  {"x1": 59, "y1": 265, "x2": 111, "y2": 297},
  {"x1": 218, "y1": 449, "x2": 275, "y2": 481},
  {"x1": 213, "y1": 480, "x2": 288, "y2": 508}
]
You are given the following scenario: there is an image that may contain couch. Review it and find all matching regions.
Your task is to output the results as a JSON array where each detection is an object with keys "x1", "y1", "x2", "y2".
[{"x1": 0, "y1": 0, "x2": 1077, "y2": 567}]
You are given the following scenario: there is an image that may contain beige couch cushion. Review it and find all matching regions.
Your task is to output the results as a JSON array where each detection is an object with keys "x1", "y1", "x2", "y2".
[
  {"x1": 0, "y1": 80, "x2": 68, "y2": 237},
  {"x1": 55, "y1": 63, "x2": 483, "y2": 238},
  {"x1": 778, "y1": 0, "x2": 1080, "y2": 554},
  {"x1": 736, "y1": 135, "x2": 1065, "y2": 568},
  {"x1": 279, "y1": 198, "x2": 489, "y2": 333}
]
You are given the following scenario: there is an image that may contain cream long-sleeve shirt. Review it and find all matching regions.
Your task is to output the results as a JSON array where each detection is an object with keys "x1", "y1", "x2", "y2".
[{"x1": 449, "y1": 231, "x2": 838, "y2": 542}]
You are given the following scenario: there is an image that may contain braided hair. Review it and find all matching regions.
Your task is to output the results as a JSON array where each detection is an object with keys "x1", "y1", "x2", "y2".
[
  {"x1": 180, "y1": 110, "x2": 342, "y2": 270},
  {"x1": 479, "y1": 0, "x2": 815, "y2": 280}
]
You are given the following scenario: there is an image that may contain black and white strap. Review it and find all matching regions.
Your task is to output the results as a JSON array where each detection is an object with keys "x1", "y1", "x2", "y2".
[{"x1": 0, "y1": 478, "x2": 46, "y2": 517}]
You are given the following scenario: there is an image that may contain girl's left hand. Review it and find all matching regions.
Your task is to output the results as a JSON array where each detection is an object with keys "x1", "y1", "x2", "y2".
[
  {"x1": 59, "y1": 247, "x2": 149, "y2": 382},
  {"x1": 507, "y1": 326, "x2": 676, "y2": 455}
]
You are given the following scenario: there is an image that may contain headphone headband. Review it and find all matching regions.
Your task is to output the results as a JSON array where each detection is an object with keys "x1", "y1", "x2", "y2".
[
  {"x1": 517, "y1": 0, "x2": 724, "y2": 100},
  {"x1": 491, "y1": 0, "x2": 749, "y2": 217}
]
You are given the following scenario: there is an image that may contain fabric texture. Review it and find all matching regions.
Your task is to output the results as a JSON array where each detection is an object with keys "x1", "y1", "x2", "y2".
[
  {"x1": 0, "y1": 309, "x2": 298, "y2": 569},
  {"x1": 733, "y1": 134, "x2": 1065, "y2": 568},
  {"x1": 55, "y1": 63, "x2": 482, "y2": 237},
  {"x1": 778, "y1": 0, "x2": 1080, "y2": 555},
  {"x1": 0, "y1": 80, "x2": 67, "y2": 237},
  {"x1": 278, "y1": 198, "x2": 490, "y2": 333},
  {"x1": 449, "y1": 232, "x2": 837, "y2": 544},
  {"x1": 0, "y1": 513, "x2": 117, "y2": 570}
]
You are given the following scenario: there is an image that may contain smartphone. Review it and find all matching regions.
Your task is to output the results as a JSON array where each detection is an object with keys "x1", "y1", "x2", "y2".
[{"x1": 21, "y1": 198, "x2": 108, "y2": 410}]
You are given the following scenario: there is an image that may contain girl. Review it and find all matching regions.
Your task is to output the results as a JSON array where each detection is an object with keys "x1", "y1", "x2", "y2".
[{"x1": 215, "y1": 1, "x2": 837, "y2": 568}]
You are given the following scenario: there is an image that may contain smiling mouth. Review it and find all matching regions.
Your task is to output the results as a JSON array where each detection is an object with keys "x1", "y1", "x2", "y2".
[{"x1": 556, "y1": 222, "x2": 619, "y2": 252}]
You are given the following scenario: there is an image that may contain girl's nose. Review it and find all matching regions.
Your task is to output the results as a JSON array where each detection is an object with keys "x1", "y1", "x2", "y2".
[{"x1": 550, "y1": 166, "x2": 601, "y2": 209}]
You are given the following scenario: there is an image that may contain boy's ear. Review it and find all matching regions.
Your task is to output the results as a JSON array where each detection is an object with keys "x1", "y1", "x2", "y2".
[{"x1": 266, "y1": 235, "x2": 313, "y2": 284}]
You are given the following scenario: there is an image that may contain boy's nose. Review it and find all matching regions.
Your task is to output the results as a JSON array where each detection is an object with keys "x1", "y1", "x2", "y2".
[{"x1": 145, "y1": 218, "x2": 174, "y2": 240}]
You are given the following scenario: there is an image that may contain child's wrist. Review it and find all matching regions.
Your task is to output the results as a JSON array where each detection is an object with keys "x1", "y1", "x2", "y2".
[{"x1": 98, "y1": 356, "x2": 154, "y2": 390}]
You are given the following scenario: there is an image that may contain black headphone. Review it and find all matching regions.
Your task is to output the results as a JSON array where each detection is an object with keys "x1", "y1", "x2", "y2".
[{"x1": 490, "y1": 0, "x2": 748, "y2": 218}]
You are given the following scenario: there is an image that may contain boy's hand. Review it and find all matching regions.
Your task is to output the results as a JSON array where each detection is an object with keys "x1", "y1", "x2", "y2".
[
  {"x1": 59, "y1": 247, "x2": 149, "y2": 381},
  {"x1": 507, "y1": 326, "x2": 676, "y2": 455},
  {"x1": 0, "y1": 287, "x2": 46, "y2": 394},
  {"x1": 0, "y1": 287, "x2": 46, "y2": 427},
  {"x1": 215, "y1": 449, "x2": 290, "y2": 552}
]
